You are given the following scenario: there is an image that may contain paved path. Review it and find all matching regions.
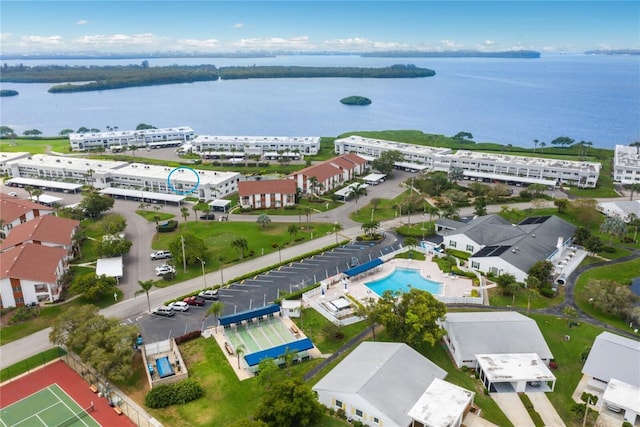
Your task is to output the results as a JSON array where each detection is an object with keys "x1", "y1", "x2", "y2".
[
  {"x1": 491, "y1": 393, "x2": 535, "y2": 427},
  {"x1": 527, "y1": 392, "x2": 566, "y2": 427}
]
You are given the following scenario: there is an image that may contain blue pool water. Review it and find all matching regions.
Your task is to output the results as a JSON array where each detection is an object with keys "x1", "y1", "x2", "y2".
[
  {"x1": 156, "y1": 356, "x2": 174, "y2": 378},
  {"x1": 365, "y1": 268, "x2": 443, "y2": 297}
]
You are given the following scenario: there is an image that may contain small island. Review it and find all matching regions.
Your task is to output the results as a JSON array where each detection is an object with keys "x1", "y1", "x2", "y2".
[
  {"x1": 340, "y1": 96, "x2": 372, "y2": 106},
  {"x1": 0, "y1": 89, "x2": 19, "y2": 97}
]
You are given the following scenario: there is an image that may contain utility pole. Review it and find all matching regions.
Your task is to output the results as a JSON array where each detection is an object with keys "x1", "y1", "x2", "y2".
[
  {"x1": 181, "y1": 235, "x2": 187, "y2": 273},
  {"x1": 197, "y1": 257, "x2": 206, "y2": 288}
]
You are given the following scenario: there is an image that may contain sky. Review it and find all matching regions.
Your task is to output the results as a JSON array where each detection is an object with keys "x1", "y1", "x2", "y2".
[{"x1": 1, "y1": 1, "x2": 638, "y2": 55}]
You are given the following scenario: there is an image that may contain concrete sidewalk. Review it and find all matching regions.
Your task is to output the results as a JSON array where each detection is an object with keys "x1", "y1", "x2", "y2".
[
  {"x1": 491, "y1": 393, "x2": 535, "y2": 427},
  {"x1": 527, "y1": 392, "x2": 566, "y2": 427}
]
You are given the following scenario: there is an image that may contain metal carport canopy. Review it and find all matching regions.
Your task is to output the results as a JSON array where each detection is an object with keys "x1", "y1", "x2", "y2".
[
  {"x1": 343, "y1": 258, "x2": 383, "y2": 277},
  {"x1": 7, "y1": 177, "x2": 83, "y2": 192},
  {"x1": 99, "y1": 188, "x2": 186, "y2": 203}
]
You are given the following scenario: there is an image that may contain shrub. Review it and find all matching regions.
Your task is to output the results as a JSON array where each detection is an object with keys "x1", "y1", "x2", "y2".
[
  {"x1": 539, "y1": 286, "x2": 556, "y2": 298},
  {"x1": 144, "y1": 378, "x2": 204, "y2": 408},
  {"x1": 9, "y1": 306, "x2": 40, "y2": 324},
  {"x1": 174, "y1": 330, "x2": 201, "y2": 345},
  {"x1": 353, "y1": 421, "x2": 363, "y2": 427},
  {"x1": 601, "y1": 245, "x2": 616, "y2": 253},
  {"x1": 336, "y1": 409, "x2": 346, "y2": 420},
  {"x1": 157, "y1": 220, "x2": 178, "y2": 233},
  {"x1": 623, "y1": 422, "x2": 633, "y2": 427}
]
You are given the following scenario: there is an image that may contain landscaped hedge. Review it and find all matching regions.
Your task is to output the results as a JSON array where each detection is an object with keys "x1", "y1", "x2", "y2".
[
  {"x1": 518, "y1": 393, "x2": 545, "y2": 427},
  {"x1": 144, "y1": 378, "x2": 204, "y2": 408},
  {"x1": 175, "y1": 330, "x2": 201, "y2": 345},
  {"x1": 156, "y1": 220, "x2": 178, "y2": 232}
]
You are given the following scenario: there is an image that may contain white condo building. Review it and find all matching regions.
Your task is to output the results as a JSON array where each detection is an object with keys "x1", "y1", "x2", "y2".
[
  {"x1": 334, "y1": 135, "x2": 602, "y2": 188},
  {"x1": 69, "y1": 126, "x2": 194, "y2": 151},
  {"x1": 192, "y1": 135, "x2": 321, "y2": 157},
  {"x1": 5, "y1": 154, "x2": 241, "y2": 202},
  {"x1": 613, "y1": 144, "x2": 640, "y2": 185}
]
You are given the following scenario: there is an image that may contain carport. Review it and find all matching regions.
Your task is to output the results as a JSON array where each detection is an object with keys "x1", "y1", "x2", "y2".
[
  {"x1": 7, "y1": 177, "x2": 83, "y2": 193},
  {"x1": 244, "y1": 338, "x2": 314, "y2": 367},
  {"x1": 602, "y1": 378, "x2": 640, "y2": 424},
  {"x1": 219, "y1": 304, "x2": 280, "y2": 328},
  {"x1": 476, "y1": 353, "x2": 556, "y2": 393},
  {"x1": 208, "y1": 199, "x2": 231, "y2": 212},
  {"x1": 362, "y1": 173, "x2": 386, "y2": 185},
  {"x1": 98, "y1": 188, "x2": 186, "y2": 204},
  {"x1": 343, "y1": 258, "x2": 383, "y2": 280}
]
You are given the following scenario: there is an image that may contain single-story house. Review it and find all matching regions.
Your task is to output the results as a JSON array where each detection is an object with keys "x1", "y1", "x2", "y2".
[
  {"x1": 437, "y1": 214, "x2": 576, "y2": 282},
  {"x1": 313, "y1": 342, "x2": 470, "y2": 427},
  {"x1": 408, "y1": 378, "x2": 475, "y2": 427},
  {"x1": 582, "y1": 332, "x2": 640, "y2": 423},
  {"x1": 0, "y1": 215, "x2": 79, "y2": 260},
  {"x1": 238, "y1": 179, "x2": 297, "y2": 209},
  {"x1": 0, "y1": 243, "x2": 67, "y2": 307},
  {"x1": 476, "y1": 353, "x2": 556, "y2": 393},
  {"x1": 289, "y1": 153, "x2": 367, "y2": 195},
  {"x1": 597, "y1": 200, "x2": 640, "y2": 223},
  {"x1": 442, "y1": 311, "x2": 553, "y2": 369}
]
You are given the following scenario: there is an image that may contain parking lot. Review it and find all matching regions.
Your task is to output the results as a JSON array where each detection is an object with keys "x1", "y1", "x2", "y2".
[{"x1": 136, "y1": 234, "x2": 403, "y2": 343}]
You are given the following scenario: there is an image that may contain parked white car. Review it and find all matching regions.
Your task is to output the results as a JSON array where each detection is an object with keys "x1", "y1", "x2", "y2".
[
  {"x1": 198, "y1": 289, "x2": 219, "y2": 300},
  {"x1": 150, "y1": 250, "x2": 172, "y2": 260},
  {"x1": 155, "y1": 264, "x2": 176, "y2": 276},
  {"x1": 151, "y1": 306, "x2": 175, "y2": 317},
  {"x1": 168, "y1": 301, "x2": 189, "y2": 312}
]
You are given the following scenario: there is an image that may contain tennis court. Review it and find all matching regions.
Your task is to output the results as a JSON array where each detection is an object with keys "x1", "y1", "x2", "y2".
[{"x1": 0, "y1": 384, "x2": 100, "y2": 427}]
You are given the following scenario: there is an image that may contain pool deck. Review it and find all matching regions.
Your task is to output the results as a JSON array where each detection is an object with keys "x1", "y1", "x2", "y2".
[{"x1": 318, "y1": 257, "x2": 476, "y2": 305}]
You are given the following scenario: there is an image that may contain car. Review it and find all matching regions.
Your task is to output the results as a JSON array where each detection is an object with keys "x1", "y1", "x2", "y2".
[
  {"x1": 168, "y1": 301, "x2": 189, "y2": 312},
  {"x1": 606, "y1": 403, "x2": 623, "y2": 413},
  {"x1": 184, "y1": 296, "x2": 206, "y2": 306},
  {"x1": 150, "y1": 250, "x2": 172, "y2": 260},
  {"x1": 198, "y1": 289, "x2": 219, "y2": 300},
  {"x1": 8, "y1": 192, "x2": 18, "y2": 197},
  {"x1": 155, "y1": 264, "x2": 176, "y2": 276},
  {"x1": 528, "y1": 381, "x2": 541, "y2": 387},
  {"x1": 151, "y1": 306, "x2": 175, "y2": 317},
  {"x1": 200, "y1": 213, "x2": 216, "y2": 220}
]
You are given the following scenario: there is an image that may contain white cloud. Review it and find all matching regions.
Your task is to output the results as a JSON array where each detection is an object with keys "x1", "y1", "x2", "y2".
[
  {"x1": 176, "y1": 38, "x2": 220, "y2": 50},
  {"x1": 75, "y1": 19, "x2": 89, "y2": 25},
  {"x1": 73, "y1": 33, "x2": 159, "y2": 47},
  {"x1": 232, "y1": 36, "x2": 313, "y2": 51},
  {"x1": 0, "y1": 33, "x2": 12, "y2": 42},
  {"x1": 21, "y1": 35, "x2": 64, "y2": 46},
  {"x1": 483, "y1": 40, "x2": 495, "y2": 46},
  {"x1": 439, "y1": 40, "x2": 463, "y2": 49},
  {"x1": 232, "y1": 23, "x2": 244, "y2": 29}
]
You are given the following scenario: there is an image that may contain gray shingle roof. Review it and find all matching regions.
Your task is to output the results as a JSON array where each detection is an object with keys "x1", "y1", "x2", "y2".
[
  {"x1": 444, "y1": 311, "x2": 553, "y2": 361},
  {"x1": 313, "y1": 342, "x2": 446, "y2": 426},
  {"x1": 582, "y1": 332, "x2": 640, "y2": 387},
  {"x1": 449, "y1": 214, "x2": 525, "y2": 246}
]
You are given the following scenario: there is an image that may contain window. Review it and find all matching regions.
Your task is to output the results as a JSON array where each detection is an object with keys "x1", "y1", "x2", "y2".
[
  {"x1": 373, "y1": 417, "x2": 380, "y2": 424},
  {"x1": 335, "y1": 400, "x2": 343, "y2": 409},
  {"x1": 466, "y1": 244, "x2": 474, "y2": 252},
  {"x1": 449, "y1": 240, "x2": 457, "y2": 248},
  {"x1": 355, "y1": 409, "x2": 363, "y2": 417},
  {"x1": 472, "y1": 261, "x2": 480, "y2": 269}
]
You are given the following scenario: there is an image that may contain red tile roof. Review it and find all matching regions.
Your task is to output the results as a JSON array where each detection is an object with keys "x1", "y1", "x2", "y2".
[
  {"x1": 290, "y1": 153, "x2": 367, "y2": 181},
  {"x1": 0, "y1": 195, "x2": 54, "y2": 223},
  {"x1": 0, "y1": 215, "x2": 79, "y2": 251},
  {"x1": 238, "y1": 179, "x2": 297, "y2": 196},
  {"x1": 341, "y1": 152, "x2": 368, "y2": 166},
  {"x1": 0, "y1": 243, "x2": 67, "y2": 283}
]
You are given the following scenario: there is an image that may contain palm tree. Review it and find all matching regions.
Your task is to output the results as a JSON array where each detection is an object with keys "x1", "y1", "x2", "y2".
[
  {"x1": 206, "y1": 301, "x2": 224, "y2": 331},
  {"x1": 180, "y1": 206, "x2": 189, "y2": 227},
  {"x1": 350, "y1": 182, "x2": 367, "y2": 212},
  {"x1": 235, "y1": 344, "x2": 246, "y2": 369},
  {"x1": 25, "y1": 185, "x2": 34, "y2": 200},
  {"x1": 303, "y1": 206, "x2": 313, "y2": 225},
  {"x1": 629, "y1": 183, "x2": 640, "y2": 201},
  {"x1": 231, "y1": 237, "x2": 248, "y2": 259},
  {"x1": 288, "y1": 224, "x2": 299, "y2": 242},
  {"x1": 138, "y1": 280, "x2": 155, "y2": 312},
  {"x1": 31, "y1": 188, "x2": 43, "y2": 203},
  {"x1": 257, "y1": 214, "x2": 271, "y2": 230},
  {"x1": 361, "y1": 220, "x2": 379, "y2": 237},
  {"x1": 539, "y1": 142, "x2": 546, "y2": 153},
  {"x1": 308, "y1": 176, "x2": 320, "y2": 200},
  {"x1": 192, "y1": 203, "x2": 199, "y2": 221},
  {"x1": 533, "y1": 139, "x2": 539, "y2": 153},
  {"x1": 85, "y1": 169, "x2": 95, "y2": 187}
]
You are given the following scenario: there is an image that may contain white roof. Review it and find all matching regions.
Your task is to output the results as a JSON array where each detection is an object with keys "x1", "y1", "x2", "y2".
[
  {"x1": 30, "y1": 194, "x2": 63, "y2": 204},
  {"x1": 408, "y1": 378, "x2": 474, "y2": 427},
  {"x1": 96, "y1": 257, "x2": 123, "y2": 278},
  {"x1": 281, "y1": 300, "x2": 302, "y2": 309},
  {"x1": 453, "y1": 150, "x2": 601, "y2": 173},
  {"x1": 363, "y1": 173, "x2": 386, "y2": 182},
  {"x1": 476, "y1": 353, "x2": 556, "y2": 383},
  {"x1": 462, "y1": 170, "x2": 557, "y2": 186},
  {"x1": 7, "y1": 177, "x2": 83, "y2": 191},
  {"x1": 98, "y1": 188, "x2": 186, "y2": 203},
  {"x1": 582, "y1": 332, "x2": 640, "y2": 387},
  {"x1": 334, "y1": 182, "x2": 369, "y2": 197},
  {"x1": 209, "y1": 199, "x2": 231, "y2": 207},
  {"x1": 602, "y1": 378, "x2": 640, "y2": 414}
]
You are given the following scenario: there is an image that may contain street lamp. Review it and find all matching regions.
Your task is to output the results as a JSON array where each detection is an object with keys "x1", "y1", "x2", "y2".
[{"x1": 196, "y1": 257, "x2": 206, "y2": 288}]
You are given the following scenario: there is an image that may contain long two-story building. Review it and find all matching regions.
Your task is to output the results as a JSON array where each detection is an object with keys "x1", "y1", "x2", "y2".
[
  {"x1": 69, "y1": 126, "x2": 194, "y2": 151},
  {"x1": 191, "y1": 135, "x2": 321, "y2": 157}
]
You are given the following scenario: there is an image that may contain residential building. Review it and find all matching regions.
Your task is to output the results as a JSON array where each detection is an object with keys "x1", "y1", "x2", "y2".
[
  {"x1": 442, "y1": 311, "x2": 554, "y2": 369},
  {"x1": 0, "y1": 152, "x2": 30, "y2": 175},
  {"x1": 192, "y1": 135, "x2": 320, "y2": 157},
  {"x1": 313, "y1": 342, "x2": 470, "y2": 427},
  {"x1": 238, "y1": 179, "x2": 297, "y2": 209},
  {"x1": 0, "y1": 195, "x2": 54, "y2": 238},
  {"x1": 334, "y1": 135, "x2": 602, "y2": 188},
  {"x1": 597, "y1": 200, "x2": 640, "y2": 223},
  {"x1": 289, "y1": 153, "x2": 367, "y2": 195},
  {"x1": 0, "y1": 215, "x2": 79, "y2": 260},
  {"x1": 581, "y1": 332, "x2": 640, "y2": 424},
  {"x1": 5, "y1": 154, "x2": 241, "y2": 201},
  {"x1": 437, "y1": 214, "x2": 577, "y2": 282},
  {"x1": 0, "y1": 243, "x2": 67, "y2": 307},
  {"x1": 68, "y1": 126, "x2": 194, "y2": 151},
  {"x1": 613, "y1": 144, "x2": 640, "y2": 185}
]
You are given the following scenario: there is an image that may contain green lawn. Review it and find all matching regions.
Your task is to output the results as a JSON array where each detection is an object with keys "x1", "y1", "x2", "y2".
[
  {"x1": 136, "y1": 210, "x2": 175, "y2": 222},
  {"x1": 0, "y1": 347, "x2": 67, "y2": 382},
  {"x1": 297, "y1": 308, "x2": 368, "y2": 354},
  {"x1": 0, "y1": 137, "x2": 71, "y2": 154},
  {"x1": 151, "y1": 221, "x2": 336, "y2": 287},
  {"x1": 527, "y1": 313, "x2": 606, "y2": 426},
  {"x1": 236, "y1": 198, "x2": 342, "y2": 216},
  {"x1": 488, "y1": 286, "x2": 565, "y2": 310},
  {"x1": 574, "y1": 258, "x2": 640, "y2": 332}
]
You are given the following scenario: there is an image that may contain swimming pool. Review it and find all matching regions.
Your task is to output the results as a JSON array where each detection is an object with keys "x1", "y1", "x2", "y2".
[
  {"x1": 156, "y1": 356, "x2": 175, "y2": 378},
  {"x1": 365, "y1": 267, "x2": 443, "y2": 296}
]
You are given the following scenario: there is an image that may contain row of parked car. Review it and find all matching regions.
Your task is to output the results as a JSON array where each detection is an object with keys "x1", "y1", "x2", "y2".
[{"x1": 151, "y1": 289, "x2": 219, "y2": 317}]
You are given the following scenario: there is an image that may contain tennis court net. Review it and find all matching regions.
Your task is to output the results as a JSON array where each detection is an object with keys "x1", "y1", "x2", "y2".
[{"x1": 54, "y1": 402, "x2": 94, "y2": 427}]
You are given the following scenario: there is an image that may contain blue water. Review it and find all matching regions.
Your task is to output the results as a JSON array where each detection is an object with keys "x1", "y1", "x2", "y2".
[
  {"x1": 365, "y1": 267, "x2": 443, "y2": 297},
  {"x1": 631, "y1": 277, "x2": 640, "y2": 298},
  {"x1": 1, "y1": 54, "x2": 638, "y2": 149}
]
